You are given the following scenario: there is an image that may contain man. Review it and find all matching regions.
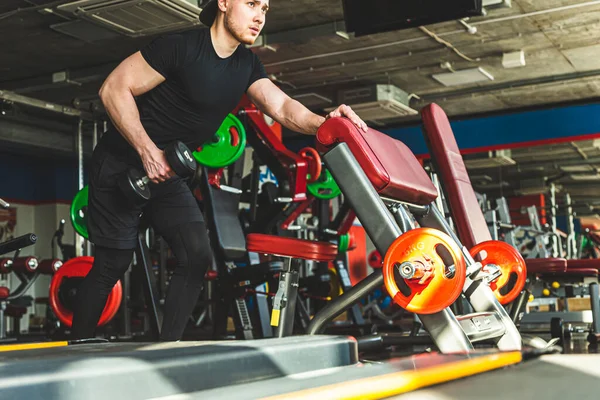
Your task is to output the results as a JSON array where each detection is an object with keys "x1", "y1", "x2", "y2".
[{"x1": 71, "y1": 0, "x2": 367, "y2": 341}]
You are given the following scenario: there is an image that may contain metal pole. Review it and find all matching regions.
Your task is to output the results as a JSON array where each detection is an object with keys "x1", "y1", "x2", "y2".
[
  {"x1": 565, "y1": 193, "x2": 577, "y2": 259},
  {"x1": 75, "y1": 119, "x2": 84, "y2": 257},
  {"x1": 590, "y1": 282, "x2": 600, "y2": 335},
  {"x1": 549, "y1": 183, "x2": 560, "y2": 257},
  {"x1": 92, "y1": 120, "x2": 98, "y2": 149},
  {"x1": 86, "y1": 120, "x2": 99, "y2": 257}
]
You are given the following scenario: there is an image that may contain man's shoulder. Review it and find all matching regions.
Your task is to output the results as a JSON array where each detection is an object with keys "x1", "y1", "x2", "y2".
[
  {"x1": 235, "y1": 44, "x2": 261, "y2": 64},
  {"x1": 157, "y1": 27, "x2": 206, "y2": 44}
]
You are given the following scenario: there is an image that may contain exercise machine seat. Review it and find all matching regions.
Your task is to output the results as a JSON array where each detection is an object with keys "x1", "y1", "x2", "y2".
[
  {"x1": 246, "y1": 234, "x2": 338, "y2": 262},
  {"x1": 317, "y1": 117, "x2": 438, "y2": 205},
  {"x1": 0, "y1": 287, "x2": 8, "y2": 300},
  {"x1": 566, "y1": 258, "x2": 600, "y2": 271},
  {"x1": 5, "y1": 305, "x2": 27, "y2": 318},
  {"x1": 525, "y1": 258, "x2": 567, "y2": 274}
]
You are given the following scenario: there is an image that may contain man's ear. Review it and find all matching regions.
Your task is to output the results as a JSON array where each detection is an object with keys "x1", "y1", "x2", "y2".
[{"x1": 217, "y1": 0, "x2": 228, "y2": 13}]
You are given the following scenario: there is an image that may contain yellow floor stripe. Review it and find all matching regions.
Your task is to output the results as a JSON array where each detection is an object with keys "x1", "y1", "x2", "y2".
[
  {"x1": 263, "y1": 351, "x2": 522, "y2": 400},
  {"x1": 0, "y1": 341, "x2": 69, "y2": 352}
]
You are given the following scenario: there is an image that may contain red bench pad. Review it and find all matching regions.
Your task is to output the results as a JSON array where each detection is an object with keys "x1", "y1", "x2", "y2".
[
  {"x1": 566, "y1": 259, "x2": 600, "y2": 271},
  {"x1": 421, "y1": 103, "x2": 493, "y2": 249},
  {"x1": 246, "y1": 234, "x2": 338, "y2": 262},
  {"x1": 526, "y1": 258, "x2": 567, "y2": 274},
  {"x1": 317, "y1": 117, "x2": 438, "y2": 205}
]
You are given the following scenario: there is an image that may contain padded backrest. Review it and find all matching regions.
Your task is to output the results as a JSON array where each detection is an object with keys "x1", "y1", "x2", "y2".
[
  {"x1": 421, "y1": 103, "x2": 492, "y2": 248},
  {"x1": 317, "y1": 118, "x2": 438, "y2": 205},
  {"x1": 201, "y1": 168, "x2": 247, "y2": 261}
]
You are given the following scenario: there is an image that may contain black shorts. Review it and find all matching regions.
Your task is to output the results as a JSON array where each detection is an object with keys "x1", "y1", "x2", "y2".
[{"x1": 87, "y1": 141, "x2": 203, "y2": 249}]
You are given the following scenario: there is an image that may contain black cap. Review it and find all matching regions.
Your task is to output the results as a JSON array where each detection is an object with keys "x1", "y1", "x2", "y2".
[{"x1": 199, "y1": 0, "x2": 218, "y2": 26}]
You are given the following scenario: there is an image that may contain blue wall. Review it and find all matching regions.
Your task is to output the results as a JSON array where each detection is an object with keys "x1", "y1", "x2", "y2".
[
  {"x1": 0, "y1": 153, "x2": 84, "y2": 202},
  {"x1": 5, "y1": 102, "x2": 600, "y2": 202},
  {"x1": 385, "y1": 102, "x2": 600, "y2": 156},
  {"x1": 287, "y1": 102, "x2": 600, "y2": 156}
]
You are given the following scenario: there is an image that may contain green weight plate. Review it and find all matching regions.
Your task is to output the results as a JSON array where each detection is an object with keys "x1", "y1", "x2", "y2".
[
  {"x1": 307, "y1": 169, "x2": 341, "y2": 200},
  {"x1": 581, "y1": 235, "x2": 592, "y2": 250},
  {"x1": 193, "y1": 114, "x2": 247, "y2": 168},
  {"x1": 70, "y1": 186, "x2": 89, "y2": 239},
  {"x1": 338, "y1": 233, "x2": 349, "y2": 253}
]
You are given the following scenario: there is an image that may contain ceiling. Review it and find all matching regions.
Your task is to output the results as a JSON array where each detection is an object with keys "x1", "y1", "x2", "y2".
[{"x1": 2, "y1": 0, "x2": 600, "y2": 220}]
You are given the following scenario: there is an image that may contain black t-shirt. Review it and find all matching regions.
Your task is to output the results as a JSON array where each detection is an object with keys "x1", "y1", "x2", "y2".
[{"x1": 101, "y1": 28, "x2": 268, "y2": 158}]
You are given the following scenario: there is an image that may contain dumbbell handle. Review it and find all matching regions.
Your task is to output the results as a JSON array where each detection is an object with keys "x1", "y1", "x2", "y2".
[
  {"x1": 136, "y1": 176, "x2": 151, "y2": 188},
  {"x1": 0, "y1": 198, "x2": 9, "y2": 209}
]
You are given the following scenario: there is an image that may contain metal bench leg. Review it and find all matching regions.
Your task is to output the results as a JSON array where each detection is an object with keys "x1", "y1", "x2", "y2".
[{"x1": 272, "y1": 258, "x2": 299, "y2": 338}]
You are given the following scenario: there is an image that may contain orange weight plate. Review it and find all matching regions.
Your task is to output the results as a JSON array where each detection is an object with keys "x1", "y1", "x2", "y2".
[
  {"x1": 469, "y1": 240, "x2": 527, "y2": 305},
  {"x1": 383, "y1": 228, "x2": 466, "y2": 314}
]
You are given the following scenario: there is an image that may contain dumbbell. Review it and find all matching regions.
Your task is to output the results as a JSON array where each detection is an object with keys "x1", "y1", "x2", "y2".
[{"x1": 118, "y1": 141, "x2": 197, "y2": 204}]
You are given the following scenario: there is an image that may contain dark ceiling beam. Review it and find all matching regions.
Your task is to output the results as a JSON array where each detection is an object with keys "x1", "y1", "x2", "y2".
[
  {"x1": 0, "y1": 118, "x2": 94, "y2": 158},
  {"x1": 419, "y1": 69, "x2": 600, "y2": 103},
  {"x1": 0, "y1": 20, "x2": 349, "y2": 94},
  {"x1": 0, "y1": 89, "x2": 93, "y2": 120},
  {"x1": 0, "y1": 63, "x2": 116, "y2": 95},
  {"x1": 252, "y1": 20, "x2": 349, "y2": 49}
]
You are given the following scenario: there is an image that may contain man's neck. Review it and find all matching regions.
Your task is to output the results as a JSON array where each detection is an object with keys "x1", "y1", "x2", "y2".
[{"x1": 210, "y1": 22, "x2": 241, "y2": 58}]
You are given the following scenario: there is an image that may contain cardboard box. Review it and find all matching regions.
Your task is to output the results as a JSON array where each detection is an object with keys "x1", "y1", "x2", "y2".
[{"x1": 558, "y1": 297, "x2": 591, "y2": 312}]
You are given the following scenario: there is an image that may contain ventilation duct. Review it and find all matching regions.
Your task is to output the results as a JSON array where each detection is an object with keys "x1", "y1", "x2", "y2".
[
  {"x1": 325, "y1": 84, "x2": 417, "y2": 123},
  {"x1": 291, "y1": 93, "x2": 333, "y2": 109},
  {"x1": 55, "y1": 0, "x2": 201, "y2": 37},
  {"x1": 515, "y1": 177, "x2": 552, "y2": 196},
  {"x1": 464, "y1": 150, "x2": 516, "y2": 170}
]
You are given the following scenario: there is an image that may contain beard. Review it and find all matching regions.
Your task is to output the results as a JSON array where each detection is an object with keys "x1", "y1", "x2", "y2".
[{"x1": 224, "y1": 12, "x2": 256, "y2": 45}]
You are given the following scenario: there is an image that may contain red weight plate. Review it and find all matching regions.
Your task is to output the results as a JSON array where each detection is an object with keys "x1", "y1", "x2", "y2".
[{"x1": 49, "y1": 256, "x2": 122, "y2": 328}]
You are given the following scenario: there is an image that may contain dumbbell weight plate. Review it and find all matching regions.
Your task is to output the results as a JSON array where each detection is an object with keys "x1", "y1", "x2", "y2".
[
  {"x1": 165, "y1": 141, "x2": 197, "y2": 177},
  {"x1": 118, "y1": 168, "x2": 151, "y2": 204}
]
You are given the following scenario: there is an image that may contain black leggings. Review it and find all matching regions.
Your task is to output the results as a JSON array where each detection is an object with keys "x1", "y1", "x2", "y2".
[{"x1": 71, "y1": 221, "x2": 212, "y2": 341}]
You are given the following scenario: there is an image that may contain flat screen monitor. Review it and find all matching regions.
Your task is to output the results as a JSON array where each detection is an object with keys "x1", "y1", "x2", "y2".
[{"x1": 342, "y1": 0, "x2": 483, "y2": 37}]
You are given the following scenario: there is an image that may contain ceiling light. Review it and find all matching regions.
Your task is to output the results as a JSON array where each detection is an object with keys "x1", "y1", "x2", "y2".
[
  {"x1": 502, "y1": 50, "x2": 526, "y2": 69},
  {"x1": 432, "y1": 67, "x2": 494, "y2": 87},
  {"x1": 569, "y1": 174, "x2": 600, "y2": 181},
  {"x1": 560, "y1": 165, "x2": 596, "y2": 173}
]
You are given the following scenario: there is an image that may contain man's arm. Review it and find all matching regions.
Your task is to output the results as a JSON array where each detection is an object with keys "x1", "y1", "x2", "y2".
[
  {"x1": 99, "y1": 51, "x2": 173, "y2": 182},
  {"x1": 247, "y1": 79, "x2": 368, "y2": 135}
]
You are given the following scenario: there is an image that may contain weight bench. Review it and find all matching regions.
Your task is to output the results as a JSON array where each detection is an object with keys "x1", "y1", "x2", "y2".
[
  {"x1": 420, "y1": 103, "x2": 569, "y2": 276},
  {"x1": 200, "y1": 164, "x2": 282, "y2": 340},
  {"x1": 420, "y1": 103, "x2": 600, "y2": 335},
  {"x1": 277, "y1": 117, "x2": 523, "y2": 353}
]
